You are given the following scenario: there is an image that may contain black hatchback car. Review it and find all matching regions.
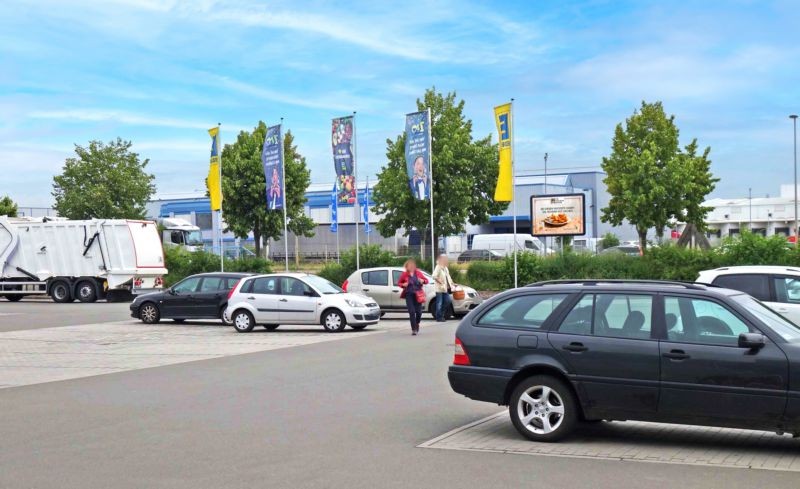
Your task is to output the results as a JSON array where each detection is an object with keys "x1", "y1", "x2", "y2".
[
  {"x1": 131, "y1": 273, "x2": 253, "y2": 324},
  {"x1": 449, "y1": 280, "x2": 800, "y2": 442}
]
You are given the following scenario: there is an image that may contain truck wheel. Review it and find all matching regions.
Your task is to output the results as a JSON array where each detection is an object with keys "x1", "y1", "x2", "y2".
[
  {"x1": 50, "y1": 280, "x2": 72, "y2": 303},
  {"x1": 76, "y1": 280, "x2": 98, "y2": 303}
]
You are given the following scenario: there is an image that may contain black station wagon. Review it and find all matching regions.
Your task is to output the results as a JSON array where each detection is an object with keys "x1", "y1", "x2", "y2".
[{"x1": 449, "y1": 280, "x2": 800, "y2": 442}]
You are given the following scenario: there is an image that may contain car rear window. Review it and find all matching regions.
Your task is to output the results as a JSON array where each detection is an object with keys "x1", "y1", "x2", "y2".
[
  {"x1": 712, "y1": 274, "x2": 770, "y2": 301},
  {"x1": 477, "y1": 294, "x2": 568, "y2": 329}
]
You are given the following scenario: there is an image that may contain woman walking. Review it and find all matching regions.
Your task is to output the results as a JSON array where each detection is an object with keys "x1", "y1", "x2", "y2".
[
  {"x1": 432, "y1": 254, "x2": 454, "y2": 322},
  {"x1": 398, "y1": 258, "x2": 429, "y2": 335}
]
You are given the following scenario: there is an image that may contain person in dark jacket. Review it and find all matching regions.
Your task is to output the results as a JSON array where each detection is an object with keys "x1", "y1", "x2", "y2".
[{"x1": 397, "y1": 258, "x2": 429, "y2": 335}]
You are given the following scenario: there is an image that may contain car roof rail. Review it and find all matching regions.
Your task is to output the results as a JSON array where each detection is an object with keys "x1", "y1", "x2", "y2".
[{"x1": 525, "y1": 279, "x2": 710, "y2": 290}]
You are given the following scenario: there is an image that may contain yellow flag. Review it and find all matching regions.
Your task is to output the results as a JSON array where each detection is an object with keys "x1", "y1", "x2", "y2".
[
  {"x1": 207, "y1": 127, "x2": 223, "y2": 211},
  {"x1": 493, "y1": 103, "x2": 513, "y2": 202}
]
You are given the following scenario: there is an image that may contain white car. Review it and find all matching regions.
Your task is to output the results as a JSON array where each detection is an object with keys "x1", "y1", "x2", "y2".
[
  {"x1": 697, "y1": 266, "x2": 800, "y2": 324},
  {"x1": 225, "y1": 273, "x2": 380, "y2": 333},
  {"x1": 342, "y1": 267, "x2": 483, "y2": 319}
]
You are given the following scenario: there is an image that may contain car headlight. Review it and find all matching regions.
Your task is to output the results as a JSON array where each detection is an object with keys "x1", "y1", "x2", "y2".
[{"x1": 344, "y1": 299, "x2": 365, "y2": 308}]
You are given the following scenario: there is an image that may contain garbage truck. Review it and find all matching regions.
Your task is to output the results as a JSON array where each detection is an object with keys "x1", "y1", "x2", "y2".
[{"x1": 0, "y1": 216, "x2": 167, "y2": 302}]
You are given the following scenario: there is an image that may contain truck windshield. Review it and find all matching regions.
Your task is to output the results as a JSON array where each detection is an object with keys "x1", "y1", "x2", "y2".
[{"x1": 184, "y1": 231, "x2": 204, "y2": 246}]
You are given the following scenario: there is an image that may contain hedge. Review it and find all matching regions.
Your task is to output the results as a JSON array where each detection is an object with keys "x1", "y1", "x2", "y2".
[
  {"x1": 163, "y1": 247, "x2": 272, "y2": 286},
  {"x1": 318, "y1": 244, "x2": 432, "y2": 287}
]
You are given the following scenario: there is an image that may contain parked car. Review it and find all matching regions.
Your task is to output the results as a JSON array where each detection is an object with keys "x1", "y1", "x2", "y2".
[
  {"x1": 343, "y1": 267, "x2": 483, "y2": 319},
  {"x1": 471, "y1": 233, "x2": 552, "y2": 256},
  {"x1": 131, "y1": 272, "x2": 253, "y2": 324},
  {"x1": 456, "y1": 249, "x2": 504, "y2": 263},
  {"x1": 697, "y1": 266, "x2": 800, "y2": 324},
  {"x1": 449, "y1": 279, "x2": 800, "y2": 442},
  {"x1": 225, "y1": 273, "x2": 380, "y2": 333}
]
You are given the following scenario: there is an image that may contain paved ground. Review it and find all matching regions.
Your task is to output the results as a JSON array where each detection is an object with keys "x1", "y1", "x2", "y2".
[
  {"x1": 1, "y1": 301, "x2": 799, "y2": 488},
  {"x1": 421, "y1": 411, "x2": 800, "y2": 472}
]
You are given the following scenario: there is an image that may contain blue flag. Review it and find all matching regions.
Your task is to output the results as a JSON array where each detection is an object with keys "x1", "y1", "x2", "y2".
[
  {"x1": 261, "y1": 125, "x2": 284, "y2": 210},
  {"x1": 362, "y1": 183, "x2": 371, "y2": 234},
  {"x1": 330, "y1": 182, "x2": 338, "y2": 233}
]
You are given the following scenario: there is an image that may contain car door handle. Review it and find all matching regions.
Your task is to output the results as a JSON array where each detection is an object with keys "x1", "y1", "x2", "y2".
[
  {"x1": 279, "y1": 298, "x2": 288, "y2": 302},
  {"x1": 247, "y1": 296, "x2": 255, "y2": 300},
  {"x1": 362, "y1": 288, "x2": 370, "y2": 291},
  {"x1": 562, "y1": 342, "x2": 588, "y2": 353},
  {"x1": 392, "y1": 288, "x2": 400, "y2": 292},
  {"x1": 663, "y1": 350, "x2": 690, "y2": 360}
]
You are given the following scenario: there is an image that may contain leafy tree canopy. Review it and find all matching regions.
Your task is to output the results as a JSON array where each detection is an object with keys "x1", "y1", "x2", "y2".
[
  {"x1": 373, "y1": 88, "x2": 508, "y2": 254},
  {"x1": 0, "y1": 195, "x2": 18, "y2": 217},
  {"x1": 221, "y1": 123, "x2": 314, "y2": 256},
  {"x1": 52, "y1": 138, "x2": 156, "y2": 219}
]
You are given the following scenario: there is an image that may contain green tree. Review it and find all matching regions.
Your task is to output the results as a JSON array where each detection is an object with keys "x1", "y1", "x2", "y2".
[
  {"x1": 373, "y1": 88, "x2": 507, "y2": 257},
  {"x1": 0, "y1": 195, "x2": 18, "y2": 217},
  {"x1": 221, "y1": 123, "x2": 314, "y2": 256},
  {"x1": 52, "y1": 138, "x2": 155, "y2": 219},
  {"x1": 600, "y1": 232, "x2": 620, "y2": 250},
  {"x1": 601, "y1": 101, "x2": 715, "y2": 252}
]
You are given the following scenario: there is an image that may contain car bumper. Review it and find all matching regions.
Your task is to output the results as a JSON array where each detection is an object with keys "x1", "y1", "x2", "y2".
[
  {"x1": 453, "y1": 296, "x2": 483, "y2": 315},
  {"x1": 345, "y1": 306, "x2": 382, "y2": 325},
  {"x1": 129, "y1": 303, "x2": 140, "y2": 318},
  {"x1": 448, "y1": 365, "x2": 514, "y2": 405}
]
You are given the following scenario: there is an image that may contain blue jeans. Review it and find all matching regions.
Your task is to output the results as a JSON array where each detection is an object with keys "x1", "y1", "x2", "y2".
[{"x1": 435, "y1": 292, "x2": 452, "y2": 321}]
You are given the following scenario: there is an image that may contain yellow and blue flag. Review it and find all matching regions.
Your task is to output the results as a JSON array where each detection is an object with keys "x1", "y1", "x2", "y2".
[
  {"x1": 493, "y1": 103, "x2": 513, "y2": 202},
  {"x1": 207, "y1": 127, "x2": 223, "y2": 211}
]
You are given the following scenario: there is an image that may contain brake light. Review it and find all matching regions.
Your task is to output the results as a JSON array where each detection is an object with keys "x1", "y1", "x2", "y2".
[
  {"x1": 227, "y1": 280, "x2": 241, "y2": 300},
  {"x1": 342, "y1": 279, "x2": 349, "y2": 292},
  {"x1": 453, "y1": 337, "x2": 470, "y2": 366}
]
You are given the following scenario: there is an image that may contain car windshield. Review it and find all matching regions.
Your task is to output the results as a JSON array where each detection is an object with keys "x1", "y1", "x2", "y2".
[
  {"x1": 303, "y1": 275, "x2": 343, "y2": 294},
  {"x1": 733, "y1": 294, "x2": 800, "y2": 342},
  {"x1": 184, "y1": 230, "x2": 204, "y2": 246}
]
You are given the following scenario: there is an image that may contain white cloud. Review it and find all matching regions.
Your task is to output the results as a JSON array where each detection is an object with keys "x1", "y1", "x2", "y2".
[{"x1": 27, "y1": 109, "x2": 245, "y2": 132}]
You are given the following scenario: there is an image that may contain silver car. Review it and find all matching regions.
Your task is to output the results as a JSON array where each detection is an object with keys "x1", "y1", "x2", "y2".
[{"x1": 343, "y1": 267, "x2": 483, "y2": 319}]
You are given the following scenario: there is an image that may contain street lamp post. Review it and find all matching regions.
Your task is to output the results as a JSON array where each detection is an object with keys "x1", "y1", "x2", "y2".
[
  {"x1": 749, "y1": 187, "x2": 752, "y2": 231},
  {"x1": 792, "y1": 115, "x2": 798, "y2": 240}
]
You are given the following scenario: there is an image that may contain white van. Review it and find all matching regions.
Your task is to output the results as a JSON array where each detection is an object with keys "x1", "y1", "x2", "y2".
[{"x1": 471, "y1": 233, "x2": 551, "y2": 256}]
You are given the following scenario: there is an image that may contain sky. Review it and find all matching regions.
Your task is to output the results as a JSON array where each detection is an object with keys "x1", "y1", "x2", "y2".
[{"x1": 1, "y1": 0, "x2": 799, "y2": 208}]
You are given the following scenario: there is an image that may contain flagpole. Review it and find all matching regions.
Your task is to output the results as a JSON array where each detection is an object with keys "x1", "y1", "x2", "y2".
[
  {"x1": 427, "y1": 107, "x2": 435, "y2": 272},
  {"x1": 353, "y1": 111, "x2": 360, "y2": 270},
  {"x1": 511, "y1": 99, "x2": 517, "y2": 288},
  {"x1": 366, "y1": 176, "x2": 370, "y2": 246},
  {"x1": 280, "y1": 118, "x2": 289, "y2": 272},
  {"x1": 217, "y1": 122, "x2": 224, "y2": 272}
]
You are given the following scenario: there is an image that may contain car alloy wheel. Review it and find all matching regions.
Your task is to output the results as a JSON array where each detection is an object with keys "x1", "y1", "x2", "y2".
[
  {"x1": 517, "y1": 385, "x2": 565, "y2": 435},
  {"x1": 509, "y1": 375, "x2": 577, "y2": 442},
  {"x1": 140, "y1": 303, "x2": 160, "y2": 324},
  {"x1": 322, "y1": 310, "x2": 345, "y2": 332},
  {"x1": 233, "y1": 310, "x2": 255, "y2": 333}
]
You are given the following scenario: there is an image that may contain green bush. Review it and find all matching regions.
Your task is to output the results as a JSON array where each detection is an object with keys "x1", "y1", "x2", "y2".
[
  {"x1": 163, "y1": 247, "x2": 272, "y2": 286},
  {"x1": 465, "y1": 260, "x2": 505, "y2": 290},
  {"x1": 318, "y1": 262, "x2": 349, "y2": 287}
]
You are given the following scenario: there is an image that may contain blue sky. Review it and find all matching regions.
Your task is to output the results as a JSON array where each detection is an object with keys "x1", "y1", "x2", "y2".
[{"x1": 2, "y1": 0, "x2": 799, "y2": 207}]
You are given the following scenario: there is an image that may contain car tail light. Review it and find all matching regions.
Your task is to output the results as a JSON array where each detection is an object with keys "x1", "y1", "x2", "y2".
[
  {"x1": 453, "y1": 337, "x2": 470, "y2": 366},
  {"x1": 154, "y1": 276, "x2": 164, "y2": 287},
  {"x1": 227, "y1": 280, "x2": 241, "y2": 300},
  {"x1": 342, "y1": 279, "x2": 349, "y2": 292}
]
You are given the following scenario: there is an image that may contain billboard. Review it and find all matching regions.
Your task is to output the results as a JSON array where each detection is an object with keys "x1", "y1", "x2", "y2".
[
  {"x1": 530, "y1": 193, "x2": 586, "y2": 237},
  {"x1": 332, "y1": 116, "x2": 356, "y2": 204},
  {"x1": 404, "y1": 110, "x2": 431, "y2": 200},
  {"x1": 261, "y1": 124, "x2": 283, "y2": 211}
]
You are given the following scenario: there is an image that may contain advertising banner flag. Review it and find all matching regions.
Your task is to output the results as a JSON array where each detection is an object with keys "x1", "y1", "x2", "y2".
[
  {"x1": 530, "y1": 193, "x2": 586, "y2": 237},
  {"x1": 362, "y1": 183, "x2": 371, "y2": 234},
  {"x1": 261, "y1": 124, "x2": 284, "y2": 210},
  {"x1": 207, "y1": 127, "x2": 223, "y2": 211},
  {"x1": 493, "y1": 103, "x2": 513, "y2": 202},
  {"x1": 404, "y1": 110, "x2": 431, "y2": 200},
  {"x1": 330, "y1": 182, "x2": 338, "y2": 233},
  {"x1": 332, "y1": 116, "x2": 356, "y2": 204}
]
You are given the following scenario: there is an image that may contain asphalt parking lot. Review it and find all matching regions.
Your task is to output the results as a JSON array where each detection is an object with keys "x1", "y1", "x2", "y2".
[{"x1": 1, "y1": 300, "x2": 799, "y2": 488}]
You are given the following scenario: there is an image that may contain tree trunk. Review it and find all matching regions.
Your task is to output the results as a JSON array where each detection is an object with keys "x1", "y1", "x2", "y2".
[
  {"x1": 253, "y1": 222, "x2": 262, "y2": 257},
  {"x1": 638, "y1": 228, "x2": 648, "y2": 254}
]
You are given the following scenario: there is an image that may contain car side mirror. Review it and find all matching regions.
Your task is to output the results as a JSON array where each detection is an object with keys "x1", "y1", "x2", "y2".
[{"x1": 738, "y1": 332, "x2": 766, "y2": 350}]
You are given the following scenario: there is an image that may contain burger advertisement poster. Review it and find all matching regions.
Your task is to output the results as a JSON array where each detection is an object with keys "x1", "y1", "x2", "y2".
[{"x1": 530, "y1": 193, "x2": 586, "y2": 237}]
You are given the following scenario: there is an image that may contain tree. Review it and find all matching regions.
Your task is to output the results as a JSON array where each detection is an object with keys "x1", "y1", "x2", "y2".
[
  {"x1": 599, "y1": 232, "x2": 619, "y2": 250},
  {"x1": 221, "y1": 123, "x2": 314, "y2": 256},
  {"x1": 52, "y1": 138, "x2": 155, "y2": 219},
  {"x1": 601, "y1": 101, "x2": 715, "y2": 253},
  {"x1": 373, "y1": 88, "x2": 507, "y2": 257},
  {"x1": 0, "y1": 195, "x2": 18, "y2": 217}
]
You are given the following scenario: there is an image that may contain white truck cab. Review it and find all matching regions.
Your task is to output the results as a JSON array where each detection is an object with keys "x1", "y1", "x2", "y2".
[{"x1": 158, "y1": 217, "x2": 204, "y2": 251}]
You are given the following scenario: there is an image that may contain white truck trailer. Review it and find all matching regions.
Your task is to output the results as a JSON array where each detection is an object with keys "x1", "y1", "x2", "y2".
[{"x1": 0, "y1": 216, "x2": 167, "y2": 302}]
